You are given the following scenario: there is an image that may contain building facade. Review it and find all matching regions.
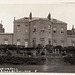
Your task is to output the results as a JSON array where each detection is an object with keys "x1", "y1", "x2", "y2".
[{"x1": 0, "y1": 13, "x2": 75, "y2": 47}]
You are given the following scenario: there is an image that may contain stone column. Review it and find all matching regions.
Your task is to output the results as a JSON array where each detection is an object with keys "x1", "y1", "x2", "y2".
[
  {"x1": 55, "y1": 49, "x2": 57, "y2": 54},
  {"x1": 58, "y1": 49, "x2": 59, "y2": 54}
]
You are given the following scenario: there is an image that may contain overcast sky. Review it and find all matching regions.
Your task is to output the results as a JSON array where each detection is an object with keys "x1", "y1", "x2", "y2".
[{"x1": 0, "y1": 1, "x2": 75, "y2": 33}]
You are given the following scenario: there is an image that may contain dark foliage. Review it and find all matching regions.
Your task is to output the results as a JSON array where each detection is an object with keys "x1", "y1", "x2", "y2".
[
  {"x1": 0, "y1": 56, "x2": 46, "y2": 65},
  {"x1": 45, "y1": 44, "x2": 53, "y2": 53}
]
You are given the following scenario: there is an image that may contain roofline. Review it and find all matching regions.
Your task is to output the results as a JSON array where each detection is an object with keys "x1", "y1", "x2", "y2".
[{"x1": 0, "y1": 33, "x2": 13, "y2": 35}]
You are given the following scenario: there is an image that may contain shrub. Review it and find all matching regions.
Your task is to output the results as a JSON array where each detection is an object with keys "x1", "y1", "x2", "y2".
[{"x1": 0, "y1": 56, "x2": 46, "y2": 65}]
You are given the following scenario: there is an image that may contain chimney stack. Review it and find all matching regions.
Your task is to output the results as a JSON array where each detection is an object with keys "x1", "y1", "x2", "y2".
[
  {"x1": 14, "y1": 17, "x2": 15, "y2": 21},
  {"x1": 47, "y1": 13, "x2": 51, "y2": 20},
  {"x1": 1, "y1": 20, "x2": 2, "y2": 24},
  {"x1": 29, "y1": 12, "x2": 32, "y2": 19},
  {"x1": 72, "y1": 25, "x2": 74, "y2": 34}
]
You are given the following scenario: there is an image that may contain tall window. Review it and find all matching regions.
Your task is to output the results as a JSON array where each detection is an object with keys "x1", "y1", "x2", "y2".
[
  {"x1": 40, "y1": 38, "x2": 45, "y2": 46},
  {"x1": 48, "y1": 38, "x2": 51, "y2": 44},
  {"x1": 32, "y1": 38, "x2": 36, "y2": 47},
  {"x1": 53, "y1": 27, "x2": 56, "y2": 33},
  {"x1": 25, "y1": 25, "x2": 28, "y2": 33},
  {"x1": 33, "y1": 25, "x2": 36, "y2": 32},
  {"x1": 48, "y1": 25, "x2": 51, "y2": 33},
  {"x1": 72, "y1": 41, "x2": 75, "y2": 46},
  {"x1": 53, "y1": 40, "x2": 57, "y2": 46},
  {"x1": 4, "y1": 38, "x2": 8, "y2": 45},
  {"x1": 61, "y1": 28, "x2": 64, "y2": 33},
  {"x1": 17, "y1": 25, "x2": 20, "y2": 32},
  {"x1": 25, "y1": 39, "x2": 28, "y2": 47},
  {"x1": 61, "y1": 40, "x2": 64, "y2": 47},
  {"x1": 48, "y1": 25, "x2": 51, "y2": 30},
  {"x1": 17, "y1": 39, "x2": 20, "y2": 45}
]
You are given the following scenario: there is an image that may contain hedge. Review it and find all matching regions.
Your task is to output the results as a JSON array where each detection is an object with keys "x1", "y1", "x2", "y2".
[
  {"x1": 64, "y1": 56, "x2": 75, "y2": 65},
  {"x1": 0, "y1": 56, "x2": 46, "y2": 65}
]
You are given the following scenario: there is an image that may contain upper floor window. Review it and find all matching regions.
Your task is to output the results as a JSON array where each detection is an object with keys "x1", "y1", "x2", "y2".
[
  {"x1": 17, "y1": 25, "x2": 20, "y2": 32},
  {"x1": 48, "y1": 25, "x2": 51, "y2": 30},
  {"x1": 72, "y1": 41, "x2": 75, "y2": 46},
  {"x1": 25, "y1": 27, "x2": 28, "y2": 33},
  {"x1": 40, "y1": 30, "x2": 45, "y2": 33},
  {"x1": 33, "y1": 25, "x2": 36, "y2": 32},
  {"x1": 53, "y1": 27, "x2": 56, "y2": 33},
  {"x1": 61, "y1": 28, "x2": 64, "y2": 33}
]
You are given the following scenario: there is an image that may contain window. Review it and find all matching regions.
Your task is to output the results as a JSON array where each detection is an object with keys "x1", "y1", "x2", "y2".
[
  {"x1": 25, "y1": 25, "x2": 28, "y2": 32},
  {"x1": 48, "y1": 25, "x2": 51, "y2": 30},
  {"x1": 53, "y1": 27, "x2": 56, "y2": 33},
  {"x1": 33, "y1": 25, "x2": 36, "y2": 32},
  {"x1": 72, "y1": 41, "x2": 75, "y2": 46},
  {"x1": 53, "y1": 40, "x2": 57, "y2": 46},
  {"x1": 40, "y1": 30, "x2": 45, "y2": 32},
  {"x1": 17, "y1": 25, "x2": 20, "y2": 32},
  {"x1": 48, "y1": 38, "x2": 51, "y2": 44},
  {"x1": 4, "y1": 38, "x2": 8, "y2": 45},
  {"x1": 25, "y1": 27, "x2": 28, "y2": 33},
  {"x1": 25, "y1": 39, "x2": 28, "y2": 47},
  {"x1": 40, "y1": 38, "x2": 45, "y2": 46},
  {"x1": 17, "y1": 39, "x2": 20, "y2": 45},
  {"x1": 61, "y1": 40, "x2": 64, "y2": 47},
  {"x1": 25, "y1": 29, "x2": 28, "y2": 32},
  {"x1": 61, "y1": 28, "x2": 64, "y2": 33},
  {"x1": 32, "y1": 38, "x2": 36, "y2": 47}
]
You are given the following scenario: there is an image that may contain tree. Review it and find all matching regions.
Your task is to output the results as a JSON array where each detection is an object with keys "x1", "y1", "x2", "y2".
[
  {"x1": 45, "y1": 44, "x2": 53, "y2": 53},
  {"x1": 53, "y1": 45, "x2": 63, "y2": 53},
  {"x1": 36, "y1": 44, "x2": 43, "y2": 54}
]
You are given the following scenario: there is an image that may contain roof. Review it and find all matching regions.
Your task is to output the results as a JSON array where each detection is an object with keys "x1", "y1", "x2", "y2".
[
  {"x1": 14, "y1": 17, "x2": 67, "y2": 24},
  {"x1": 51, "y1": 18, "x2": 67, "y2": 24},
  {"x1": 67, "y1": 30, "x2": 72, "y2": 35},
  {"x1": 0, "y1": 33, "x2": 13, "y2": 35}
]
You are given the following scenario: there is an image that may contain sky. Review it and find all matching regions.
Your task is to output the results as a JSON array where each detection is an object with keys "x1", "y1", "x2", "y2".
[{"x1": 0, "y1": 0, "x2": 75, "y2": 33}]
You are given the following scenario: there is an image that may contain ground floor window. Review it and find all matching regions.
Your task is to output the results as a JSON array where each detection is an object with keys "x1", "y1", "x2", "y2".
[
  {"x1": 53, "y1": 40, "x2": 57, "y2": 46},
  {"x1": 25, "y1": 39, "x2": 28, "y2": 47},
  {"x1": 61, "y1": 40, "x2": 64, "y2": 47},
  {"x1": 40, "y1": 38, "x2": 45, "y2": 47},
  {"x1": 48, "y1": 38, "x2": 51, "y2": 44},
  {"x1": 25, "y1": 42, "x2": 28, "y2": 47},
  {"x1": 17, "y1": 39, "x2": 20, "y2": 45},
  {"x1": 4, "y1": 38, "x2": 8, "y2": 45},
  {"x1": 72, "y1": 41, "x2": 75, "y2": 46},
  {"x1": 32, "y1": 38, "x2": 36, "y2": 47}
]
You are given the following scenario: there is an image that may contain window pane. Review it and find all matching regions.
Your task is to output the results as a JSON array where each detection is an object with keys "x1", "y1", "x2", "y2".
[
  {"x1": 25, "y1": 42, "x2": 28, "y2": 47},
  {"x1": 17, "y1": 41, "x2": 20, "y2": 45},
  {"x1": 5, "y1": 41, "x2": 8, "y2": 45}
]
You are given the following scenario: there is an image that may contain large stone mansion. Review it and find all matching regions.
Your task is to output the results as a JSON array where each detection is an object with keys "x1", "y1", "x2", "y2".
[{"x1": 0, "y1": 12, "x2": 75, "y2": 47}]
